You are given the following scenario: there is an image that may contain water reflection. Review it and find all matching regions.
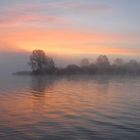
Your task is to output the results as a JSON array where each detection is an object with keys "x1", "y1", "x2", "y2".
[
  {"x1": 0, "y1": 75, "x2": 140, "y2": 140},
  {"x1": 30, "y1": 76, "x2": 55, "y2": 96},
  {"x1": 64, "y1": 75, "x2": 110, "y2": 94},
  {"x1": 29, "y1": 76, "x2": 58, "y2": 115}
]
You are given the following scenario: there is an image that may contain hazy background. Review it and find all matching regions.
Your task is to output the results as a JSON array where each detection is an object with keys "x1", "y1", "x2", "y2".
[{"x1": 0, "y1": 0, "x2": 140, "y2": 74}]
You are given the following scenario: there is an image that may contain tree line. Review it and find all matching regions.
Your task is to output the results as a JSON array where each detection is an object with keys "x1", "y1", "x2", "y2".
[{"x1": 28, "y1": 49, "x2": 140, "y2": 75}]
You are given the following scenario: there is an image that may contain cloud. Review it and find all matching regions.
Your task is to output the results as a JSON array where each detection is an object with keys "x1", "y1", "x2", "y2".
[
  {"x1": 0, "y1": 42, "x2": 22, "y2": 53},
  {"x1": 0, "y1": 1, "x2": 139, "y2": 57},
  {"x1": 0, "y1": 11, "x2": 65, "y2": 28},
  {"x1": 59, "y1": 3, "x2": 111, "y2": 13},
  {"x1": 0, "y1": 3, "x2": 70, "y2": 27},
  {"x1": 0, "y1": 26, "x2": 139, "y2": 56},
  {"x1": 15, "y1": 2, "x2": 111, "y2": 14},
  {"x1": 0, "y1": 1, "x2": 111, "y2": 27},
  {"x1": 0, "y1": 14, "x2": 61, "y2": 26}
]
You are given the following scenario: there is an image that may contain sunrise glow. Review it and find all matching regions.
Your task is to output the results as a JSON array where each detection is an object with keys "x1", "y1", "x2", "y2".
[{"x1": 0, "y1": 0, "x2": 139, "y2": 58}]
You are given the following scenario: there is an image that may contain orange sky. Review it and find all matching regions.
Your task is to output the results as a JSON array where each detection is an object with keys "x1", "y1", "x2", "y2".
[
  {"x1": 0, "y1": 26, "x2": 139, "y2": 57},
  {"x1": 0, "y1": 0, "x2": 140, "y2": 58}
]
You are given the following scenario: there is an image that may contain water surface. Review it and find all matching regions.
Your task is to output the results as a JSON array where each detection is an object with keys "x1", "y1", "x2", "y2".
[{"x1": 0, "y1": 75, "x2": 140, "y2": 140}]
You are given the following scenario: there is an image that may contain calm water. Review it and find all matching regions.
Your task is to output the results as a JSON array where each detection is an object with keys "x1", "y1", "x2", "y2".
[{"x1": 0, "y1": 75, "x2": 140, "y2": 140}]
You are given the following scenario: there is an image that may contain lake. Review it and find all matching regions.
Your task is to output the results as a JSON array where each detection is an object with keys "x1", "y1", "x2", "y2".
[{"x1": 0, "y1": 75, "x2": 140, "y2": 140}]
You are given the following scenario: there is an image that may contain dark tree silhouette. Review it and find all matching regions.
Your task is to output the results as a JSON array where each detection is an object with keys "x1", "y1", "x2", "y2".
[
  {"x1": 80, "y1": 58, "x2": 89, "y2": 67},
  {"x1": 113, "y1": 58, "x2": 124, "y2": 66},
  {"x1": 126, "y1": 59, "x2": 139, "y2": 74},
  {"x1": 112, "y1": 58, "x2": 125, "y2": 74},
  {"x1": 14, "y1": 50, "x2": 139, "y2": 75},
  {"x1": 29, "y1": 50, "x2": 55, "y2": 74},
  {"x1": 45, "y1": 57, "x2": 55, "y2": 74},
  {"x1": 96, "y1": 55, "x2": 110, "y2": 67},
  {"x1": 65, "y1": 64, "x2": 80, "y2": 74},
  {"x1": 95, "y1": 55, "x2": 111, "y2": 74}
]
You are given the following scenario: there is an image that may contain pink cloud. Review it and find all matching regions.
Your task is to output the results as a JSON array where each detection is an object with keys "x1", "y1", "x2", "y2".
[
  {"x1": 0, "y1": 14, "x2": 58, "y2": 23},
  {"x1": 55, "y1": 3, "x2": 111, "y2": 13},
  {"x1": 5, "y1": 2, "x2": 111, "y2": 15},
  {"x1": 0, "y1": 1, "x2": 111, "y2": 27},
  {"x1": 0, "y1": 11, "x2": 67, "y2": 27}
]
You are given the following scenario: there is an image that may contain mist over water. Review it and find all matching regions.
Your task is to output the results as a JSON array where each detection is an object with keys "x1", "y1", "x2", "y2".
[
  {"x1": 0, "y1": 0, "x2": 140, "y2": 139},
  {"x1": 0, "y1": 52, "x2": 80, "y2": 74},
  {"x1": 0, "y1": 52, "x2": 29, "y2": 75},
  {"x1": 0, "y1": 51, "x2": 140, "y2": 75},
  {"x1": 0, "y1": 75, "x2": 140, "y2": 140}
]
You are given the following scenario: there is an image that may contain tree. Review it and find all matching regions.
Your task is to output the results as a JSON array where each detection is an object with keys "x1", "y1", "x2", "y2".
[
  {"x1": 45, "y1": 57, "x2": 55, "y2": 73},
  {"x1": 112, "y1": 58, "x2": 125, "y2": 74},
  {"x1": 126, "y1": 59, "x2": 139, "y2": 74},
  {"x1": 95, "y1": 55, "x2": 111, "y2": 74},
  {"x1": 113, "y1": 58, "x2": 124, "y2": 67},
  {"x1": 29, "y1": 50, "x2": 55, "y2": 74},
  {"x1": 96, "y1": 55, "x2": 110, "y2": 67},
  {"x1": 80, "y1": 58, "x2": 89, "y2": 67},
  {"x1": 65, "y1": 64, "x2": 80, "y2": 74}
]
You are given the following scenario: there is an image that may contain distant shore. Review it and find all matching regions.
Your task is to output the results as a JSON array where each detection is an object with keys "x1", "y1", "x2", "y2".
[
  {"x1": 13, "y1": 69, "x2": 140, "y2": 76},
  {"x1": 14, "y1": 50, "x2": 140, "y2": 76}
]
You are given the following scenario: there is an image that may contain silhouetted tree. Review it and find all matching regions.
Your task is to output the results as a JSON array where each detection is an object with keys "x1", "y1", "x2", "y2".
[
  {"x1": 80, "y1": 58, "x2": 89, "y2": 67},
  {"x1": 96, "y1": 55, "x2": 110, "y2": 67},
  {"x1": 113, "y1": 58, "x2": 124, "y2": 66},
  {"x1": 45, "y1": 57, "x2": 55, "y2": 74},
  {"x1": 80, "y1": 58, "x2": 90, "y2": 74},
  {"x1": 95, "y1": 55, "x2": 111, "y2": 74},
  {"x1": 65, "y1": 64, "x2": 80, "y2": 74},
  {"x1": 29, "y1": 50, "x2": 55, "y2": 74},
  {"x1": 26, "y1": 51, "x2": 140, "y2": 75},
  {"x1": 88, "y1": 63, "x2": 97, "y2": 74},
  {"x1": 112, "y1": 58, "x2": 125, "y2": 74},
  {"x1": 126, "y1": 59, "x2": 139, "y2": 74}
]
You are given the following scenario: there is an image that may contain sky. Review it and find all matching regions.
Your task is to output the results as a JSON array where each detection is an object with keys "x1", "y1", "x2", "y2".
[{"x1": 0, "y1": 0, "x2": 140, "y2": 73}]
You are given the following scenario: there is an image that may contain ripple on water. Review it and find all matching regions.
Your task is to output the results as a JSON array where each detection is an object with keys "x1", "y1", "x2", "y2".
[{"x1": 0, "y1": 75, "x2": 140, "y2": 139}]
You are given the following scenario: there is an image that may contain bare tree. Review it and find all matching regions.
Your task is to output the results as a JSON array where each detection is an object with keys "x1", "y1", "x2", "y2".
[
  {"x1": 126, "y1": 59, "x2": 139, "y2": 74},
  {"x1": 95, "y1": 55, "x2": 111, "y2": 74},
  {"x1": 113, "y1": 58, "x2": 124, "y2": 67},
  {"x1": 96, "y1": 55, "x2": 110, "y2": 67},
  {"x1": 80, "y1": 58, "x2": 89, "y2": 67},
  {"x1": 29, "y1": 50, "x2": 55, "y2": 74},
  {"x1": 112, "y1": 58, "x2": 125, "y2": 74}
]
